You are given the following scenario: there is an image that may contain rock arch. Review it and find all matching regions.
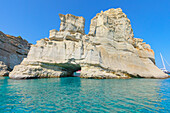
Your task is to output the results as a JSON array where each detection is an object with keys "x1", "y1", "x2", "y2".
[{"x1": 9, "y1": 8, "x2": 168, "y2": 79}]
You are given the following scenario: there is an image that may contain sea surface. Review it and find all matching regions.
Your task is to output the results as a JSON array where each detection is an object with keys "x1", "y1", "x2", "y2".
[{"x1": 0, "y1": 76, "x2": 170, "y2": 113}]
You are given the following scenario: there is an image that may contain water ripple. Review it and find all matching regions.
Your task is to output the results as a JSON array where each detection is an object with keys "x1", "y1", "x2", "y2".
[{"x1": 0, "y1": 77, "x2": 170, "y2": 112}]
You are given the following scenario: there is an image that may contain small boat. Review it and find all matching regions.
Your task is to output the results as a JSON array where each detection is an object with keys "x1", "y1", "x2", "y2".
[
  {"x1": 160, "y1": 53, "x2": 170, "y2": 74},
  {"x1": 73, "y1": 70, "x2": 81, "y2": 77}
]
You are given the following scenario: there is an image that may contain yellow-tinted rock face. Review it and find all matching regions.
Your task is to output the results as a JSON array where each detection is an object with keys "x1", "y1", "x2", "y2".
[{"x1": 9, "y1": 8, "x2": 168, "y2": 79}]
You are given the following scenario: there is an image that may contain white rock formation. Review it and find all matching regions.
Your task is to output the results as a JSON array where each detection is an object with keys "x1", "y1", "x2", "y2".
[
  {"x1": 59, "y1": 14, "x2": 85, "y2": 34},
  {"x1": 9, "y1": 8, "x2": 168, "y2": 79}
]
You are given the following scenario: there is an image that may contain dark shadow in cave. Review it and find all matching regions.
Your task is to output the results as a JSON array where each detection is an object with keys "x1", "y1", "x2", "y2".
[
  {"x1": 57, "y1": 63, "x2": 81, "y2": 77},
  {"x1": 40, "y1": 62, "x2": 81, "y2": 77}
]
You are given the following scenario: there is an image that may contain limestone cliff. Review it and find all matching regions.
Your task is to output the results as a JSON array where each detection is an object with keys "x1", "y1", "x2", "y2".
[
  {"x1": 0, "y1": 31, "x2": 31, "y2": 76},
  {"x1": 9, "y1": 8, "x2": 168, "y2": 79}
]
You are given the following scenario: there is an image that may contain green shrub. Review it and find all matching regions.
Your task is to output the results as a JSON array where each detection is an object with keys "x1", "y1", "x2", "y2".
[{"x1": 17, "y1": 36, "x2": 22, "y2": 38}]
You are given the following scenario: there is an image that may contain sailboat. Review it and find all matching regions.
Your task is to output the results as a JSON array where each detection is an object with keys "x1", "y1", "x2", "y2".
[{"x1": 160, "y1": 53, "x2": 170, "y2": 74}]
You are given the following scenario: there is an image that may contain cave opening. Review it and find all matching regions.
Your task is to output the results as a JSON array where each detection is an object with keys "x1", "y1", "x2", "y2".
[{"x1": 58, "y1": 63, "x2": 81, "y2": 77}]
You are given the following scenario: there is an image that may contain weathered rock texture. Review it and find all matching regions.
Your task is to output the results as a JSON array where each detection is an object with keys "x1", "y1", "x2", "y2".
[
  {"x1": 0, "y1": 31, "x2": 31, "y2": 76},
  {"x1": 0, "y1": 61, "x2": 9, "y2": 76},
  {"x1": 9, "y1": 8, "x2": 168, "y2": 79}
]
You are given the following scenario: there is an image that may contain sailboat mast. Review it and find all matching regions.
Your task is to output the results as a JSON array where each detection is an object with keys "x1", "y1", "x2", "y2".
[{"x1": 160, "y1": 53, "x2": 166, "y2": 70}]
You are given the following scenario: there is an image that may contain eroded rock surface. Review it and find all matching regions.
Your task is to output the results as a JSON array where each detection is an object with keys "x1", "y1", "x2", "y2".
[
  {"x1": 9, "y1": 8, "x2": 168, "y2": 79},
  {"x1": 0, "y1": 31, "x2": 31, "y2": 76},
  {"x1": 0, "y1": 61, "x2": 9, "y2": 76}
]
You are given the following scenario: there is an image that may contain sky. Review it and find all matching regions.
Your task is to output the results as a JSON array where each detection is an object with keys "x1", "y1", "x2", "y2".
[{"x1": 0, "y1": 0, "x2": 170, "y2": 70}]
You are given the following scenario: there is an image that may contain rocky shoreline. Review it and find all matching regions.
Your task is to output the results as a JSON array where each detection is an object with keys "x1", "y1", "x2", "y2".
[{"x1": 2, "y1": 8, "x2": 169, "y2": 79}]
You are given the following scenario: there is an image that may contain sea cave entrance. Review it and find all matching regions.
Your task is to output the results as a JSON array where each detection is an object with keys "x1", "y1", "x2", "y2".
[
  {"x1": 68, "y1": 64, "x2": 81, "y2": 77},
  {"x1": 57, "y1": 63, "x2": 81, "y2": 77}
]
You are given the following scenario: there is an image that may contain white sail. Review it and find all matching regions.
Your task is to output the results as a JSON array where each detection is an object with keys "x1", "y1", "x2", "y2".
[
  {"x1": 160, "y1": 53, "x2": 170, "y2": 74},
  {"x1": 160, "y1": 53, "x2": 166, "y2": 70}
]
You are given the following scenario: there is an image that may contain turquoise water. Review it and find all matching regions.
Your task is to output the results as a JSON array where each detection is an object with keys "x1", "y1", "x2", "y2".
[{"x1": 0, "y1": 77, "x2": 170, "y2": 113}]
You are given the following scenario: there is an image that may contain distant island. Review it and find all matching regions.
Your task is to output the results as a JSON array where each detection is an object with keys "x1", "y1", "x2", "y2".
[{"x1": 0, "y1": 8, "x2": 168, "y2": 79}]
